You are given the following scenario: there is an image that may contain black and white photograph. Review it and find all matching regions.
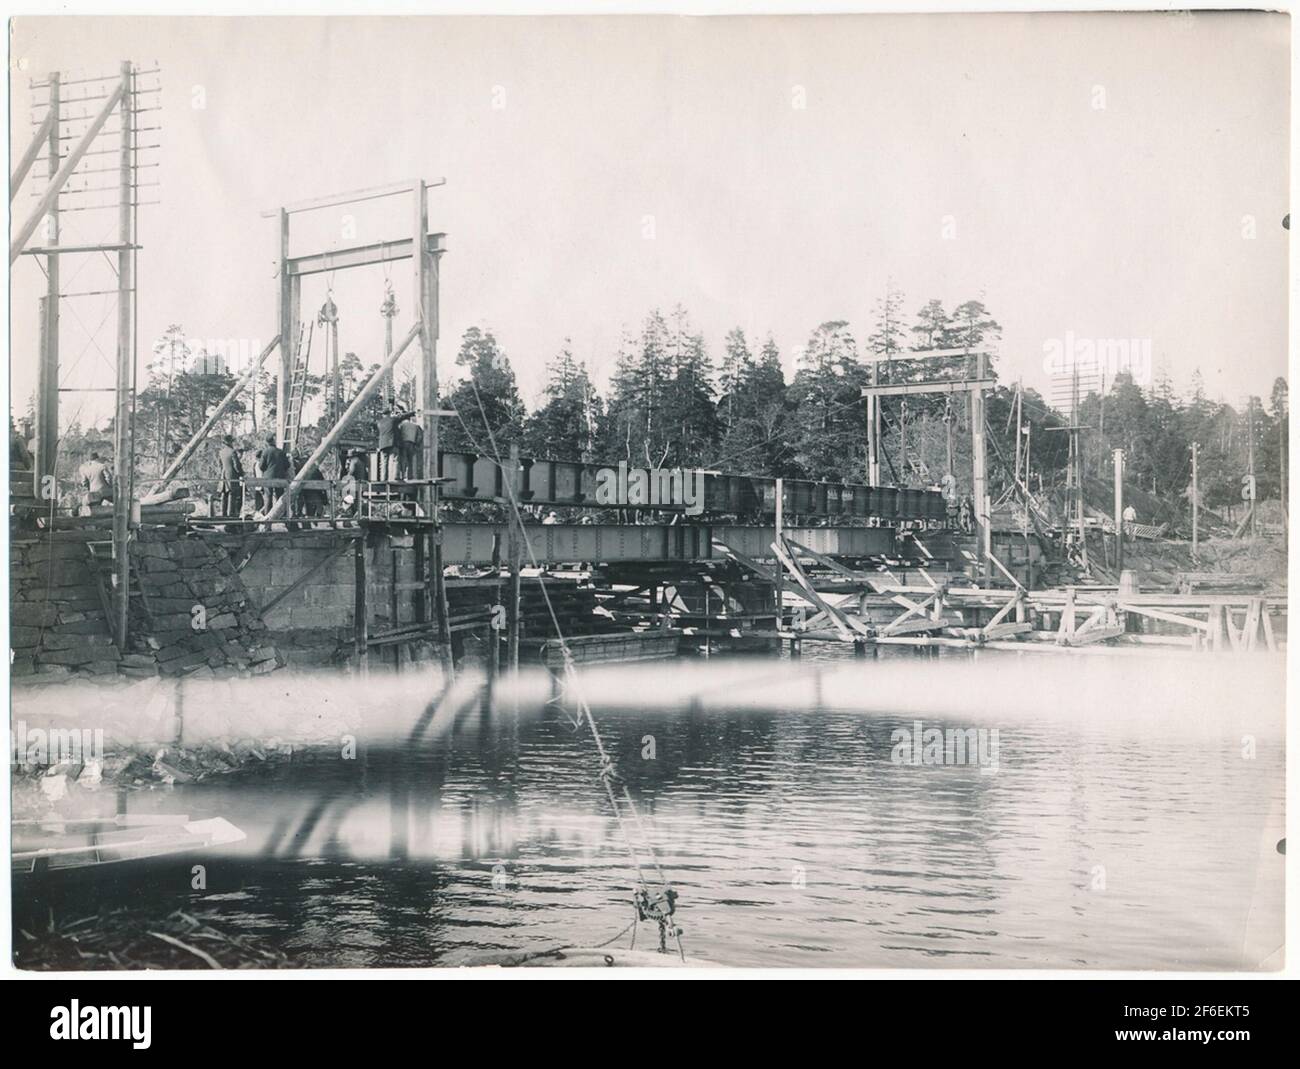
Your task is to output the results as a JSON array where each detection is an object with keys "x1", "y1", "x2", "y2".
[{"x1": 2, "y1": 4, "x2": 1294, "y2": 1000}]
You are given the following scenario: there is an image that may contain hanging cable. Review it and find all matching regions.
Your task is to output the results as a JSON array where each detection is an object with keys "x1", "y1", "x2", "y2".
[{"x1": 455, "y1": 375, "x2": 686, "y2": 960}]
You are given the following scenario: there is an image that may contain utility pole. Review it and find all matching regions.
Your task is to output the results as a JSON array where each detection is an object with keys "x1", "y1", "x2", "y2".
[
  {"x1": 1191, "y1": 441, "x2": 1199, "y2": 561},
  {"x1": 1113, "y1": 448, "x2": 1125, "y2": 576},
  {"x1": 112, "y1": 60, "x2": 136, "y2": 648},
  {"x1": 865, "y1": 364, "x2": 880, "y2": 485},
  {"x1": 35, "y1": 72, "x2": 60, "y2": 501}
]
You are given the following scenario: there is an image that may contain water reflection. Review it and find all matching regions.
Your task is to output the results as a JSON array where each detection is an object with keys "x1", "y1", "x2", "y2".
[{"x1": 14, "y1": 655, "x2": 1285, "y2": 969}]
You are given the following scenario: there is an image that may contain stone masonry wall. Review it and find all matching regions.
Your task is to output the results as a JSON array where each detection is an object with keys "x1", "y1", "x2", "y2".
[
  {"x1": 9, "y1": 527, "x2": 284, "y2": 686},
  {"x1": 10, "y1": 529, "x2": 120, "y2": 686},
  {"x1": 129, "y1": 527, "x2": 283, "y2": 679}
]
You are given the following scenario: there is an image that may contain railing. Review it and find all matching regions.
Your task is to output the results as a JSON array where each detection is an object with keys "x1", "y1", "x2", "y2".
[{"x1": 159, "y1": 477, "x2": 435, "y2": 527}]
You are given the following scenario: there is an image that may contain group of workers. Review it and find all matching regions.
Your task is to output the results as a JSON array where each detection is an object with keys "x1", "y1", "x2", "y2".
[{"x1": 213, "y1": 405, "x2": 424, "y2": 524}]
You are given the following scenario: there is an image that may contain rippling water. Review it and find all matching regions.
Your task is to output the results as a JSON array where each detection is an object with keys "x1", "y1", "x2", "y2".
[{"x1": 18, "y1": 650, "x2": 1285, "y2": 969}]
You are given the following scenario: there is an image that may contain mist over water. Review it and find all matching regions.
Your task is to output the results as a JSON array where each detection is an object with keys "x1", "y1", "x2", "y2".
[{"x1": 14, "y1": 652, "x2": 1284, "y2": 969}]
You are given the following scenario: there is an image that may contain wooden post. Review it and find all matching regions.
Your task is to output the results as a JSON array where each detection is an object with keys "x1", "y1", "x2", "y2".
[
  {"x1": 899, "y1": 401, "x2": 908, "y2": 481},
  {"x1": 112, "y1": 62, "x2": 135, "y2": 649},
  {"x1": 1191, "y1": 441, "x2": 1199, "y2": 562},
  {"x1": 277, "y1": 208, "x2": 293, "y2": 444},
  {"x1": 1114, "y1": 448, "x2": 1125, "y2": 576},
  {"x1": 412, "y1": 181, "x2": 453, "y2": 675},
  {"x1": 490, "y1": 575, "x2": 502, "y2": 679},
  {"x1": 389, "y1": 546, "x2": 400, "y2": 671},
  {"x1": 865, "y1": 363, "x2": 880, "y2": 485},
  {"x1": 507, "y1": 444, "x2": 522, "y2": 674},
  {"x1": 971, "y1": 352, "x2": 991, "y2": 580},
  {"x1": 508, "y1": 539, "x2": 522, "y2": 675},
  {"x1": 328, "y1": 311, "x2": 341, "y2": 431},
  {"x1": 413, "y1": 527, "x2": 428, "y2": 628},
  {"x1": 945, "y1": 396, "x2": 954, "y2": 477},
  {"x1": 35, "y1": 72, "x2": 60, "y2": 501},
  {"x1": 354, "y1": 536, "x2": 369, "y2": 675},
  {"x1": 774, "y1": 476, "x2": 785, "y2": 635}
]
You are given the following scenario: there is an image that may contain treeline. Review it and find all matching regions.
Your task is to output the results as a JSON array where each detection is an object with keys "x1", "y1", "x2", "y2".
[
  {"x1": 435, "y1": 298, "x2": 1287, "y2": 523},
  {"x1": 37, "y1": 302, "x2": 1288, "y2": 525},
  {"x1": 441, "y1": 297, "x2": 1007, "y2": 484}
]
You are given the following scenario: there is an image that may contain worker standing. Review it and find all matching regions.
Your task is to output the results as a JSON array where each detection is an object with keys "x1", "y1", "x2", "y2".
[
  {"x1": 397, "y1": 415, "x2": 421, "y2": 480},
  {"x1": 79, "y1": 451, "x2": 113, "y2": 508},
  {"x1": 1122, "y1": 503, "x2": 1137, "y2": 542},
  {"x1": 958, "y1": 495, "x2": 974, "y2": 535},
  {"x1": 294, "y1": 450, "x2": 328, "y2": 524},
  {"x1": 376, "y1": 405, "x2": 414, "y2": 481},
  {"x1": 217, "y1": 434, "x2": 245, "y2": 519},
  {"x1": 341, "y1": 450, "x2": 369, "y2": 517},
  {"x1": 257, "y1": 434, "x2": 292, "y2": 519}
]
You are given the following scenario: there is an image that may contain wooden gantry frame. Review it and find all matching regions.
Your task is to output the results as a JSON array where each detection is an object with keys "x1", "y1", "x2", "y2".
[
  {"x1": 260, "y1": 180, "x2": 453, "y2": 674},
  {"x1": 862, "y1": 347, "x2": 996, "y2": 577}
]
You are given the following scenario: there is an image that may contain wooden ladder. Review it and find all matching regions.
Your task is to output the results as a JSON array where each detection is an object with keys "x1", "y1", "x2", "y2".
[
  {"x1": 86, "y1": 540, "x2": 151, "y2": 646},
  {"x1": 284, "y1": 320, "x2": 313, "y2": 454}
]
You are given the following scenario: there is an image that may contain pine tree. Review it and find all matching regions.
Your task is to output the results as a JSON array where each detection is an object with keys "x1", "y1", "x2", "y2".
[
  {"x1": 789, "y1": 320, "x2": 866, "y2": 481},
  {"x1": 910, "y1": 300, "x2": 952, "y2": 351},
  {"x1": 715, "y1": 334, "x2": 791, "y2": 475},
  {"x1": 441, "y1": 326, "x2": 526, "y2": 455},
  {"x1": 867, "y1": 282, "x2": 906, "y2": 359},
  {"x1": 718, "y1": 327, "x2": 753, "y2": 432},
  {"x1": 661, "y1": 306, "x2": 719, "y2": 467},
  {"x1": 523, "y1": 341, "x2": 602, "y2": 459}
]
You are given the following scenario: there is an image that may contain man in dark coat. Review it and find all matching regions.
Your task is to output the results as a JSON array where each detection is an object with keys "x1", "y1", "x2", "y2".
[
  {"x1": 397, "y1": 416, "x2": 423, "y2": 480},
  {"x1": 218, "y1": 434, "x2": 245, "y2": 518},
  {"x1": 376, "y1": 405, "x2": 414, "y2": 480},
  {"x1": 257, "y1": 434, "x2": 293, "y2": 517}
]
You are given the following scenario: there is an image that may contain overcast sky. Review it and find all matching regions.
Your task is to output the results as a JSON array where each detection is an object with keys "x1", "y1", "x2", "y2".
[{"x1": 9, "y1": 12, "x2": 1290, "y2": 431}]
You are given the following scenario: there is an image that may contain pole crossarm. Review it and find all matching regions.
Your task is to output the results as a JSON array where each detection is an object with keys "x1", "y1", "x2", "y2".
[
  {"x1": 287, "y1": 233, "x2": 446, "y2": 277},
  {"x1": 10, "y1": 108, "x2": 54, "y2": 200},
  {"x1": 861, "y1": 378, "x2": 996, "y2": 398},
  {"x1": 155, "y1": 335, "x2": 281, "y2": 491},
  {"x1": 263, "y1": 321, "x2": 422, "y2": 522},
  {"x1": 862, "y1": 347, "x2": 993, "y2": 363},
  {"x1": 11, "y1": 79, "x2": 126, "y2": 263},
  {"x1": 259, "y1": 178, "x2": 445, "y2": 218}
]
